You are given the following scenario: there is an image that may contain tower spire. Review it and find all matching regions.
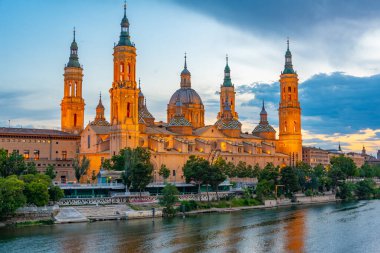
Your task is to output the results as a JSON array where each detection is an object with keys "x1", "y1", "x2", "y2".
[
  {"x1": 184, "y1": 52, "x2": 187, "y2": 69},
  {"x1": 138, "y1": 78, "x2": 141, "y2": 90},
  {"x1": 117, "y1": 1, "x2": 133, "y2": 47},
  {"x1": 67, "y1": 28, "x2": 80, "y2": 68},
  {"x1": 283, "y1": 38, "x2": 294, "y2": 74},
  {"x1": 223, "y1": 54, "x2": 232, "y2": 87}
]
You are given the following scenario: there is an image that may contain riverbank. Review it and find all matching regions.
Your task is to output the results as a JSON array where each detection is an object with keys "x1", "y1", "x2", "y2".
[{"x1": 1, "y1": 195, "x2": 340, "y2": 226}]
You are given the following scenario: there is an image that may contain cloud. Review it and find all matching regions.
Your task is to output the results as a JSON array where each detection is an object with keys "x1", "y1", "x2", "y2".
[{"x1": 235, "y1": 72, "x2": 380, "y2": 136}]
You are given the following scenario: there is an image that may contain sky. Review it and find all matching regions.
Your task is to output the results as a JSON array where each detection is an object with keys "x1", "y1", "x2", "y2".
[{"x1": 0, "y1": 0, "x2": 379, "y2": 155}]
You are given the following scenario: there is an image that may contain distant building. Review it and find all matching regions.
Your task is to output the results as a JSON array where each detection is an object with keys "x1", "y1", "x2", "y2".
[
  {"x1": 0, "y1": 127, "x2": 79, "y2": 182},
  {"x1": 302, "y1": 146, "x2": 329, "y2": 168}
]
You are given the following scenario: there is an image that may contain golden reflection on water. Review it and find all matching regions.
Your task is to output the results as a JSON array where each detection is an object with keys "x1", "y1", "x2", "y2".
[{"x1": 283, "y1": 209, "x2": 306, "y2": 253}]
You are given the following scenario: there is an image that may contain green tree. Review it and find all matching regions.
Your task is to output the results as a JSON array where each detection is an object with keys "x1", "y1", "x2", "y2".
[
  {"x1": 25, "y1": 162, "x2": 38, "y2": 175},
  {"x1": 45, "y1": 164, "x2": 56, "y2": 180},
  {"x1": 129, "y1": 162, "x2": 153, "y2": 196},
  {"x1": 280, "y1": 166, "x2": 300, "y2": 196},
  {"x1": 0, "y1": 176, "x2": 26, "y2": 217},
  {"x1": 213, "y1": 157, "x2": 235, "y2": 178},
  {"x1": 252, "y1": 163, "x2": 261, "y2": 178},
  {"x1": 328, "y1": 166, "x2": 346, "y2": 189},
  {"x1": 159, "y1": 164, "x2": 170, "y2": 182},
  {"x1": 330, "y1": 155, "x2": 358, "y2": 177},
  {"x1": 355, "y1": 179, "x2": 376, "y2": 199},
  {"x1": 24, "y1": 181, "x2": 49, "y2": 206},
  {"x1": 101, "y1": 159, "x2": 113, "y2": 170},
  {"x1": 159, "y1": 184, "x2": 179, "y2": 217},
  {"x1": 255, "y1": 179, "x2": 273, "y2": 201},
  {"x1": 183, "y1": 155, "x2": 210, "y2": 200},
  {"x1": 259, "y1": 163, "x2": 279, "y2": 183},
  {"x1": 48, "y1": 186, "x2": 64, "y2": 202},
  {"x1": 359, "y1": 163, "x2": 375, "y2": 178},
  {"x1": 119, "y1": 147, "x2": 153, "y2": 195},
  {"x1": 0, "y1": 149, "x2": 28, "y2": 177},
  {"x1": 337, "y1": 182, "x2": 356, "y2": 200},
  {"x1": 73, "y1": 156, "x2": 90, "y2": 183},
  {"x1": 295, "y1": 161, "x2": 313, "y2": 192},
  {"x1": 20, "y1": 173, "x2": 51, "y2": 186},
  {"x1": 208, "y1": 163, "x2": 227, "y2": 201}
]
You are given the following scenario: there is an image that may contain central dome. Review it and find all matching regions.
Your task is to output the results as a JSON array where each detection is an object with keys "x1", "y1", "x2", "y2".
[{"x1": 169, "y1": 88, "x2": 203, "y2": 106}]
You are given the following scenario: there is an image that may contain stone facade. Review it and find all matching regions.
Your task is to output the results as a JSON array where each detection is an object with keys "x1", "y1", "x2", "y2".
[{"x1": 0, "y1": 127, "x2": 79, "y2": 182}]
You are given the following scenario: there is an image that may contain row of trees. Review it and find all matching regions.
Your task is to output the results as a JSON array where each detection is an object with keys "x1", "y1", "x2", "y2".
[{"x1": 0, "y1": 174, "x2": 64, "y2": 218}]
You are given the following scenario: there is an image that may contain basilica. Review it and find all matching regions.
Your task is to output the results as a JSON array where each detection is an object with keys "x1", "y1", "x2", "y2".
[{"x1": 60, "y1": 6, "x2": 302, "y2": 183}]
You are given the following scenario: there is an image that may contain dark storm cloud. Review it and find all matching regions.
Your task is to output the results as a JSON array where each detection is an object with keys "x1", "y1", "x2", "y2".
[
  {"x1": 236, "y1": 72, "x2": 380, "y2": 134},
  {"x1": 171, "y1": 0, "x2": 380, "y2": 37}
]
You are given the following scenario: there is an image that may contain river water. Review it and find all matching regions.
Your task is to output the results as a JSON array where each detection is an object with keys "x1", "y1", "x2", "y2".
[{"x1": 0, "y1": 200, "x2": 379, "y2": 253}]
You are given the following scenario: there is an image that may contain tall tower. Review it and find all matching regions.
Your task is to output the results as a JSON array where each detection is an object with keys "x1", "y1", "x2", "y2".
[
  {"x1": 218, "y1": 55, "x2": 238, "y2": 119},
  {"x1": 278, "y1": 40, "x2": 302, "y2": 164},
  {"x1": 61, "y1": 29, "x2": 85, "y2": 134},
  {"x1": 109, "y1": 4, "x2": 139, "y2": 155}
]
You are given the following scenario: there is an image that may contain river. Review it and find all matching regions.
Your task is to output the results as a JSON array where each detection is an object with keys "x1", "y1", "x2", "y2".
[{"x1": 0, "y1": 200, "x2": 379, "y2": 253}]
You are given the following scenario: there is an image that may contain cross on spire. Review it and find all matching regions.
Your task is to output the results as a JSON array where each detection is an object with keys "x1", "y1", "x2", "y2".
[
  {"x1": 73, "y1": 27, "x2": 76, "y2": 42},
  {"x1": 226, "y1": 54, "x2": 229, "y2": 65},
  {"x1": 184, "y1": 52, "x2": 187, "y2": 69},
  {"x1": 287, "y1": 37, "x2": 289, "y2": 50},
  {"x1": 124, "y1": 0, "x2": 127, "y2": 17}
]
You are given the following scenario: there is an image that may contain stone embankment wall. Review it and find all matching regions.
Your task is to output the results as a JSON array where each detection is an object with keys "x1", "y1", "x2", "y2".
[
  {"x1": 6, "y1": 205, "x2": 59, "y2": 224},
  {"x1": 295, "y1": 193, "x2": 336, "y2": 203},
  {"x1": 57, "y1": 192, "x2": 232, "y2": 206}
]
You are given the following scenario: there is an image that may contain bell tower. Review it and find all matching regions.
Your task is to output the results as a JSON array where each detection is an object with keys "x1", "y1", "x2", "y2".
[
  {"x1": 109, "y1": 3, "x2": 139, "y2": 155},
  {"x1": 61, "y1": 28, "x2": 85, "y2": 134},
  {"x1": 278, "y1": 40, "x2": 302, "y2": 165},
  {"x1": 218, "y1": 55, "x2": 238, "y2": 119}
]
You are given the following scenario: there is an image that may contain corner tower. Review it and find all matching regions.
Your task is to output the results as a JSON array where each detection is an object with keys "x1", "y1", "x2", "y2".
[
  {"x1": 109, "y1": 4, "x2": 139, "y2": 155},
  {"x1": 61, "y1": 29, "x2": 85, "y2": 134},
  {"x1": 218, "y1": 55, "x2": 238, "y2": 119},
  {"x1": 278, "y1": 40, "x2": 302, "y2": 163}
]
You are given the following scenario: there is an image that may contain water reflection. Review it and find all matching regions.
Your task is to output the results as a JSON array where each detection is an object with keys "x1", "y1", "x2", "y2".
[
  {"x1": 1, "y1": 201, "x2": 380, "y2": 253},
  {"x1": 283, "y1": 209, "x2": 306, "y2": 253}
]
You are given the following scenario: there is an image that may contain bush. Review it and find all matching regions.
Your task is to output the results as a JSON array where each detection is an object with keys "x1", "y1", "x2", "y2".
[{"x1": 180, "y1": 200, "x2": 198, "y2": 212}]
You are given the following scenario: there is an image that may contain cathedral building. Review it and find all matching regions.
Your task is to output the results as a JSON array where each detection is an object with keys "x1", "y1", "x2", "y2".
[{"x1": 64, "y1": 5, "x2": 302, "y2": 183}]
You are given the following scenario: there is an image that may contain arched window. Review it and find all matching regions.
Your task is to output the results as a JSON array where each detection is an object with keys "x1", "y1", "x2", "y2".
[
  {"x1": 294, "y1": 121, "x2": 297, "y2": 132},
  {"x1": 120, "y1": 63, "x2": 124, "y2": 73},
  {"x1": 288, "y1": 86, "x2": 292, "y2": 92},
  {"x1": 284, "y1": 121, "x2": 287, "y2": 132},
  {"x1": 74, "y1": 82, "x2": 77, "y2": 97},
  {"x1": 74, "y1": 114, "x2": 77, "y2": 127},
  {"x1": 127, "y1": 103, "x2": 131, "y2": 117},
  {"x1": 69, "y1": 83, "x2": 72, "y2": 96}
]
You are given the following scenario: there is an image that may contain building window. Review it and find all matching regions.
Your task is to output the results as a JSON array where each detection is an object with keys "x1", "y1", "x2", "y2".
[
  {"x1": 172, "y1": 170, "x2": 176, "y2": 177},
  {"x1": 34, "y1": 150, "x2": 40, "y2": 160},
  {"x1": 61, "y1": 176, "x2": 67, "y2": 184},
  {"x1": 74, "y1": 114, "x2": 77, "y2": 127},
  {"x1": 288, "y1": 86, "x2": 292, "y2": 92},
  {"x1": 62, "y1": 151, "x2": 67, "y2": 160},
  {"x1": 87, "y1": 135, "x2": 91, "y2": 149},
  {"x1": 23, "y1": 150, "x2": 30, "y2": 159},
  {"x1": 127, "y1": 103, "x2": 131, "y2": 117}
]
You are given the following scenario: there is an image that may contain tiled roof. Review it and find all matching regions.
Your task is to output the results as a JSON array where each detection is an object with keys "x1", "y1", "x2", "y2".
[
  {"x1": 168, "y1": 116, "x2": 192, "y2": 127},
  {"x1": 0, "y1": 127, "x2": 79, "y2": 138},
  {"x1": 90, "y1": 119, "x2": 110, "y2": 127},
  {"x1": 214, "y1": 118, "x2": 241, "y2": 130},
  {"x1": 252, "y1": 123, "x2": 276, "y2": 133},
  {"x1": 139, "y1": 106, "x2": 154, "y2": 119}
]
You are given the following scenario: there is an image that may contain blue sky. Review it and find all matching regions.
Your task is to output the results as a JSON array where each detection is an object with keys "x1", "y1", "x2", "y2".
[{"x1": 0, "y1": 0, "x2": 379, "y2": 154}]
